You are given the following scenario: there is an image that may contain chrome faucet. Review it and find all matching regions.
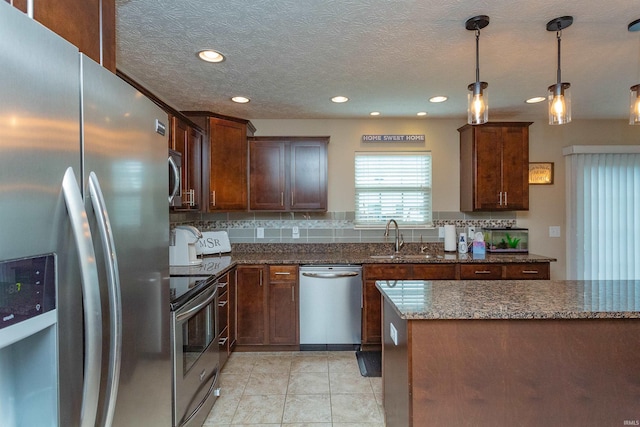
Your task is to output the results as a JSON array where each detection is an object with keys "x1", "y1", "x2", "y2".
[{"x1": 384, "y1": 219, "x2": 404, "y2": 253}]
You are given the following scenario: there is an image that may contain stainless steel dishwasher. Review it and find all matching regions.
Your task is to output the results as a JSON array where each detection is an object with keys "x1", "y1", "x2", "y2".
[{"x1": 299, "y1": 265, "x2": 362, "y2": 348}]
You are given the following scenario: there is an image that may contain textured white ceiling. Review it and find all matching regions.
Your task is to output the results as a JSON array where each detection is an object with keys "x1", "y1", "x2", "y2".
[{"x1": 116, "y1": 0, "x2": 640, "y2": 121}]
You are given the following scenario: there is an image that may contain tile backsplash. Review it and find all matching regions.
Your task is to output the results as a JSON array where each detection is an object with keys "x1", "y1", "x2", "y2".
[{"x1": 170, "y1": 211, "x2": 517, "y2": 244}]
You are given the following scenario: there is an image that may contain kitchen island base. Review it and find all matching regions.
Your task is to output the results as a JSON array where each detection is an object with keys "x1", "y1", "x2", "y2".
[{"x1": 383, "y1": 300, "x2": 640, "y2": 427}]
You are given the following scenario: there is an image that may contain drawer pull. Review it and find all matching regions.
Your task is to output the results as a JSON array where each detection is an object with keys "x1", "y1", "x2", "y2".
[
  {"x1": 218, "y1": 337, "x2": 228, "y2": 345},
  {"x1": 522, "y1": 270, "x2": 539, "y2": 274},
  {"x1": 475, "y1": 270, "x2": 493, "y2": 274},
  {"x1": 218, "y1": 281, "x2": 228, "y2": 289},
  {"x1": 218, "y1": 300, "x2": 228, "y2": 307},
  {"x1": 274, "y1": 271, "x2": 291, "y2": 275}
]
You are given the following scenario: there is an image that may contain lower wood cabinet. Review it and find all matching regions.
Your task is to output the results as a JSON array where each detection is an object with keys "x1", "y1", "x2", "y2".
[
  {"x1": 362, "y1": 264, "x2": 457, "y2": 345},
  {"x1": 460, "y1": 262, "x2": 550, "y2": 280},
  {"x1": 236, "y1": 264, "x2": 298, "y2": 347}
]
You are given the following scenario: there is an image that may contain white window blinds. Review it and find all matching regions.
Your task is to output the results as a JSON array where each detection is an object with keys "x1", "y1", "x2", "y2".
[
  {"x1": 564, "y1": 146, "x2": 640, "y2": 279},
  {"x1": 354, "y1": 152, "x2": 432, "y2": 227}
]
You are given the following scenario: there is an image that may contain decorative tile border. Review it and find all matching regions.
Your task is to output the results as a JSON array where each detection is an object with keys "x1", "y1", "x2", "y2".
[{"x1": 171, "y1": 211, "x2": 517, "y2": 244}]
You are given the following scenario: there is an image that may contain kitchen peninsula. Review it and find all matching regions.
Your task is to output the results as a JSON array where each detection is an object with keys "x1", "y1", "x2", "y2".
[{"x1": 377, "y1": 279, "x2": 640, "y2": 427}]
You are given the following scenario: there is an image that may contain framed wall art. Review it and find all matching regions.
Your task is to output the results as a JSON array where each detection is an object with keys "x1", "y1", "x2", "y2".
[{"x1": 528, "y1": 162, "x2": 554, "y2": 185}]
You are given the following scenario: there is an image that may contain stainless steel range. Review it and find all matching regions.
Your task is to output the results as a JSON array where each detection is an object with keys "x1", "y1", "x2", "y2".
[{"x1": 170, "y1": 275, "x2": 221, "y2": 427}]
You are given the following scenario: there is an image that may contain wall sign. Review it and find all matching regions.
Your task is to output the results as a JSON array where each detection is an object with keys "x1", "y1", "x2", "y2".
[
  {"x1": 528, "y1": 162, "x2": 554, "y2": 185},
  {"x1": 362, "y1": 134, "x2": 425, "y2": 142}
]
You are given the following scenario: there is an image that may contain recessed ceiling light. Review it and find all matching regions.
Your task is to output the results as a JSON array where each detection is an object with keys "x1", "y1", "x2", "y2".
[
  {"x1": 417, "y1": 112, "x2": 428, "y2": 116},
  {"x1": 331, "y1": 96, "x2": 349, "y2": 103},
  {"x1": 197, "y1": 49, "x2": 225, "y2": 63},
  {"x1": 429, "y1": 96, "x2": 448, "y2": 103},
  {"x1": 231, "y1": 96, "x2": 250, "y2": 104},
  {"x1": 370, "y1": 111, "x2": 381, "y2": 116},
  {"x1": 526, "y1": 96, "x2": 546, "y2": 104}
]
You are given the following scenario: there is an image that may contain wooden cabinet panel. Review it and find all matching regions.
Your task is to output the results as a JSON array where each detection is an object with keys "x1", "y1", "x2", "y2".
[
  {"x1": 184, "y1": 112, "x2": 255, "y2": 212},
  {"x1": 249, "y1": 137, "x2": 328, "y2": 211},
  {"x1": 459, "y1": 122, "x2": 531, "y2": 211},
  {"x1": 504, "y1": 263, "x2": 550, "y2": 280},
  {"x1": 268, "y1": 265, "x2": 298, "y2": 345},
  {"x1": 249, "y1": 140, "x2": 286, "y2": 210},
  {"x1": 290, "y1": 140, "x2": 328, "y2": 211},
  {"x1": 459, "y1": 263, "x2": 503, "y2": 280},
  {"x1": 8, "y1": 0, "x2": 116, "y2": 72},
  {"x1": 363, "y1": 264, "x2": 457, "y2": 345},
  {"x1": 170, "y1": 115, "x2": 202, "y2": 210},
  {"x1": 236, "y1": 265, "x2": 267, "y2": 345},
  {"x1": 410, "y1": 264, "x2": 458, "y2": 280}
]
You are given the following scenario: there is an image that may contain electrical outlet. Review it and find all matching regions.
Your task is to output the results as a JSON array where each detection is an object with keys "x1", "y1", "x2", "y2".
[
  {"x1": 257, "y1": 227, "x2": 264, "y2": 239},
  {"x1": 438, "y1": 227, "x2": 445, "y2": 238},
  {"x1": 390, "y1": 322, "x2": 398, "y2": 346},
  {"x1": 549, "y1": 226, "x2": 561, "y2": 238},
  {"x1": 468, "y1": 226, "x2": 476, "y2": 237},
  {"x1": 292, "y1": 226, "x2": 300, "y2": 239}
]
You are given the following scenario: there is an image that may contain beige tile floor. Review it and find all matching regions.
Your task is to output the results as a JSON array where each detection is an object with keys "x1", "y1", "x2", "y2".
[{"x1": 203, "y1": 351, "x2": 385, "y2": 427}]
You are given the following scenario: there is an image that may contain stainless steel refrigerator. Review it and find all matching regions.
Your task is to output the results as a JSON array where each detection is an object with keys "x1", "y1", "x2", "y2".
[{"x1": 0, "y1": 3, "x2": 171, "y2": 426}]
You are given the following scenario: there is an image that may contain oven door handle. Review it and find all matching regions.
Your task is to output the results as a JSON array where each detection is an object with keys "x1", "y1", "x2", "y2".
[{"x1": 176, "y1": 287, "x2": 217, "y2": 323}]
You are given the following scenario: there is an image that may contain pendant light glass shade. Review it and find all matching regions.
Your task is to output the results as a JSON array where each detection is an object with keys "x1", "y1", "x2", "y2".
[
  {"x1": 546, "y1": 16, "x2": 573, "y2": 125},
  {"x1": 630, "y1": 84, "x2": 640, "y2": 125},
  {"x1": 468, "y1": 81, "x2": 488, "y2": 125},
  {"x1": 466, "y1": 15, "x2": 490, "y2": 125},
  {"x1": 548, "y1": 82, "x2": 571, "y2": 125}
]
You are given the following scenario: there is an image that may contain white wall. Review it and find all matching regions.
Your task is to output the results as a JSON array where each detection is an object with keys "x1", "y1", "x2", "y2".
[{"x1": 252, "y1": 118, "x2": 640, "y2": 279}]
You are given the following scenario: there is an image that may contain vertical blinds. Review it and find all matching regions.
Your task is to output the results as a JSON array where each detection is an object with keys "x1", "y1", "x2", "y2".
[
  {"x1": 565, "y1": 147, "x2": 640, "y2": 279},
  {"x1": 354, "y1": 152, "x2": 432, "y2": 226}
]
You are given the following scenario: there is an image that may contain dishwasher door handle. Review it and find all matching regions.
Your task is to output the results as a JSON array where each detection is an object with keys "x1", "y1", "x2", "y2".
[{"x1": 301, "y1": 272, "x2": 360, "y2": 279}]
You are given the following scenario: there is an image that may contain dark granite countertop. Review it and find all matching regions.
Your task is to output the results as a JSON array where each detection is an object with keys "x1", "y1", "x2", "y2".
[
  {"x1": 169, "y1": 243, "x2": 556, "y2": 278},
  {"x1": 376, "y1": 279, "x2": 640, "y2": 320}
]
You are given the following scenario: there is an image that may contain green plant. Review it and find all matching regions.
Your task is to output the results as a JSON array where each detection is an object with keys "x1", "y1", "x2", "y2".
[{"x1": 504, "y1": 233, "x2": 521, "y2": 249}]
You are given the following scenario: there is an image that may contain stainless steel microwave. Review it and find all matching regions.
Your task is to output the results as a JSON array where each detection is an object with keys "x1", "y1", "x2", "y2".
[{"x1": 168, "y1": 149, "x2": 182, "y2": 207}]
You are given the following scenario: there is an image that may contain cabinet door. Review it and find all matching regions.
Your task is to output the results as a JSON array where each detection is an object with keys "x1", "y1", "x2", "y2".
[
  {"x1": 229, "y1": 269, "x2": 237, "y2": 350},
  {"x1": 459, "y1": 263, "x2": 503, "y2": 280},
  {"x1": 474, "y1": 126, "x2": 503, "y2": 210},
  {"x1": 268, "y1": 265, "x2": 298, "y2": 345},
  {"x1": 10, "y1": 0, "x2": 116, "y2": 72},
  {"x1": 249, "y1": 140, "x2": 286, "y2": 210},
  {"x1": 236, "y1": 265, "x2": 267, "y2": 345},
  {"x1": 504, "y1": 263, "x2": 550, "y2": 280},
  {"x1": 500, "y1": 126, "x2": 529, "y2": 210},
  {"x1": 208, "y1": 117, "x2": 247, "y2": 211},
  {"x1": 170, "y1": 116, "x2": 201, "y2": 210},
  {"x1": 290, "y1": 140, "x2": 328, "y2": 211}
]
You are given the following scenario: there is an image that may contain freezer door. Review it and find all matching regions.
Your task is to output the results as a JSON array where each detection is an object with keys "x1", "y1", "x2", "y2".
[
  {"x1": 0, "y1": 3, "x2": 88, "y2": 426},
  {"x1": 80, "y1": 55, "x2": 172, "y2": 426}
]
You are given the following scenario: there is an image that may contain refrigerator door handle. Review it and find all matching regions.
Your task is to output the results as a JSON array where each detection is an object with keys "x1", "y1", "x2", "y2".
[
  {"x1": 168, "y1": 155, "x2": 180, "y2": 204},
  {"x1": 88, "y1": 171, "x2": 122, "y2": 427},
  {"x1": 61, "y1": 167, "x2": 102, "y2": 427}
]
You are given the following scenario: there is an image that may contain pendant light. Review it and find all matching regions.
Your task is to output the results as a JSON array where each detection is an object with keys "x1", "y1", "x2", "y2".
[
  {"x1": 466, "y1": 15, "x2": 490, "y2": 125},
  {"x1": 546, "y1": 16, "x2": 573, "y2": 125},
  {"x1": 628, "y1": 18, "x2": 640, "y2": 125}
]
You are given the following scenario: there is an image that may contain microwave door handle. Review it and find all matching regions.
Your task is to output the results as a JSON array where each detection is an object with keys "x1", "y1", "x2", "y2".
[
  {"x1": 168, "y1": 155, "x2": 180, "y2": 204},
  {"x1": 88, "y1": 172, "x2": 122, "y2": 427},
  {"x1": 62, "y1": 167, "x2": 102, "y2": 427}
]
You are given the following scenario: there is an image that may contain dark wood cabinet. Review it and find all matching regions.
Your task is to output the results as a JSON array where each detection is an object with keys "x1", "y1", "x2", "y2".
[
  {"x1": 169, "y1": 115, "x2": 203, "y2": 210},
  {"x1": 268, "y1": 265, "x2": 298, "y2": 345},
  {"x1": 460, "y1": 262, "x2": 551, "y2": 280},
  {"x1": 236, "y1": 265, "x2": 267, "y2": 345},
  {"x1": 362, "y1": 264, "x2": 457, "y2": 345},
  {"x1": 249, "y1": 137, "x2": 328, "y2": 211},
  {"x1": 235, "y1": 264, "x2": 298, "y2": 347},
  {"x1": 7, "y1": 0, "x2": 116, "y2": 72},
  {"x1": 184, "y1": 112, "x2": 256, "y2": 212},
  {"x1": 459, "y1": 122, "x2": 532, "y2": 211}
]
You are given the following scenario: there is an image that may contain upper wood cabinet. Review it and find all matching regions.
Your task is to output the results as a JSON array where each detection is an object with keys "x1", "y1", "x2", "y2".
[
  {"x1": 249, "y1": 136, "x2": 329, "y2": 211},
  {"x1": 169, "y1": 115, "x2": 203, "y2": 210},
  {"x1": 184, "y1": 112, "x2": 256, "y2": 212},
  {"x1": 458, "y1": 122, "x2": 532, "y2": 211},
  {"x1": 7, "y1": 0, "x2": 116, "y2": 72}
]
